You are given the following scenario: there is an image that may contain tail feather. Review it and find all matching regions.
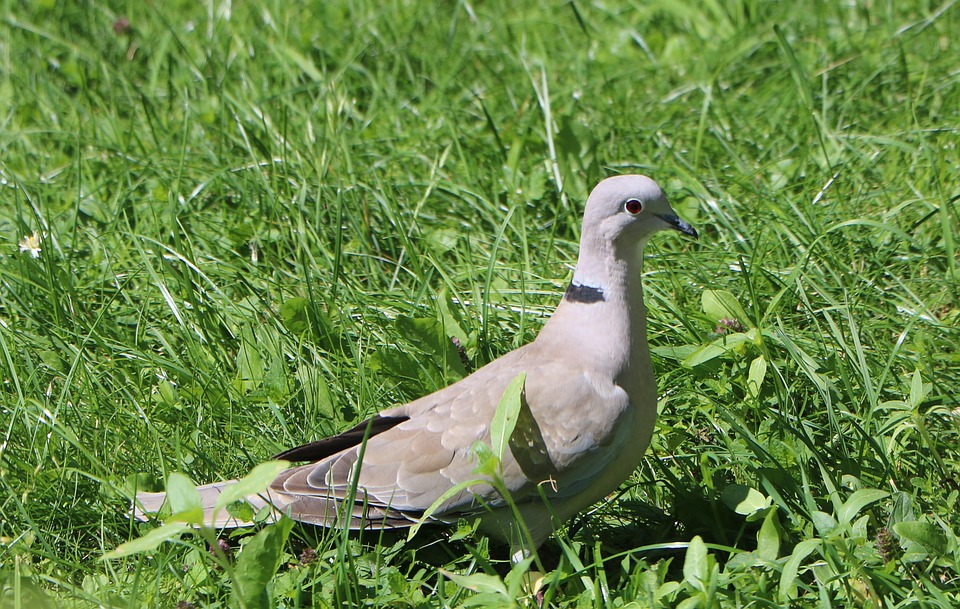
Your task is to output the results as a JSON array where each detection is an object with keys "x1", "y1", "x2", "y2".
[
  {"x1": 133, "y1": 480, "x2": 289, "y2": 528},
  {"x1": 133, "y1": 478, "x2": 429, "y2": 530}
]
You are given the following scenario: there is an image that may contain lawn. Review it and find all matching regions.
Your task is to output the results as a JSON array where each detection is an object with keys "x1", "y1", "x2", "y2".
[{"x1": 1, "y1": 0, "x2": 959, "y2": 607}]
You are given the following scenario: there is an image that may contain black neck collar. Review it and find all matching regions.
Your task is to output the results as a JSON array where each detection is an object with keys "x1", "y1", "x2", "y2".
[{"x1": 564, "y1": 282, "x2": 605, "y2": 304}]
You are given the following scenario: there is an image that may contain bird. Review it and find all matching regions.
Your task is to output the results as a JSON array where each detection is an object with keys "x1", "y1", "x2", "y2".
[{"x1": 134, "y1": 174, "x2": 697, "y2": 556}]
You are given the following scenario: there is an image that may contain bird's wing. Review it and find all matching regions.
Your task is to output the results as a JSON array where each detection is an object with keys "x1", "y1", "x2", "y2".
[
  {"x1": 273, "y1": 415, "x2": 409, "y2": 462},
  {"x1": 269, "y1": 345, "x2": 633, "y2": 528}
]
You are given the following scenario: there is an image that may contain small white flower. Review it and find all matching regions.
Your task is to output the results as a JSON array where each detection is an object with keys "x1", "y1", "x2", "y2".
[{"x1": 19, "y1": 232, "x2": 43, "y2": 258}]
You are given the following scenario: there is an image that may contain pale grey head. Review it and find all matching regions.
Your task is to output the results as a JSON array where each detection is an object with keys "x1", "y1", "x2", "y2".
[
  {"x1": 568, "y1": 175, "x2": 697, "y2": 297},
  {"x1": 580, "y1": 174, "x2": 698, "y2": 246}
]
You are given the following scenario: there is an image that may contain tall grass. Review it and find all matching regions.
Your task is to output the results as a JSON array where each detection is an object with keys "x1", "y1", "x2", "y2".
[{"x1": 1, "y1": 0, "x2": 958, "y2": 607}]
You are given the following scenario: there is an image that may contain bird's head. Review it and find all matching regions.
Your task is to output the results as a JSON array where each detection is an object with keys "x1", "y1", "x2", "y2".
[{"x1": 581, "y1": 174, "x2": 698, "y2": 247}]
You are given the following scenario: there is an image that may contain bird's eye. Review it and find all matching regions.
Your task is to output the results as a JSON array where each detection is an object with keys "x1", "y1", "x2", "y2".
[{"x1": 624, "y1": 198, "x2": 643, "y2": 215}]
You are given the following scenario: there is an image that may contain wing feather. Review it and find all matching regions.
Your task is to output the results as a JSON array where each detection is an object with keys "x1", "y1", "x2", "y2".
[{"x1": 267, "y1": 344, "x2": 634, "y2": 528}]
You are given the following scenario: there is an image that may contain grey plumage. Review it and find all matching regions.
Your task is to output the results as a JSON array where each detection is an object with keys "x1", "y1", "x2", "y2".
[{"x1": 134, "y1": 175, "x2": 697, "y2": 553}]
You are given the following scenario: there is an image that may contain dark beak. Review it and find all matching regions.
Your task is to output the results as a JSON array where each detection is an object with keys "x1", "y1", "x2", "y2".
[{"x1": 655, "y1": 213, "x2": 699, "y2": 239}]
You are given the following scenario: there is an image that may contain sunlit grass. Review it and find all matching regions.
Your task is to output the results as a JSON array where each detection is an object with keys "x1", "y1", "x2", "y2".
[{"x1": 1, "y1": 0, "x2": 958, "y2": 607}]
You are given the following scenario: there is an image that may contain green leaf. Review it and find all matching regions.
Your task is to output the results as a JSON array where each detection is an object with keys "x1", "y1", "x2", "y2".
[
  {"x1": 38, "y1": 349, "x2": 64, "y2": 372},
  {"x1": 682, "y1": 536, "x2": 708, "y2": 589},
  {"x1": 681, "y1": 331, "x2": 753, "y2": 367},
  {"x1": 279, "y1": 297, "x2": 311, "y2": 334},
  {"x1": 440, "y1": 562, "x2": 527, "y2": 607},
  {"x1": 102, "y1": 522, "x2": 192, "y2": 559},
  {"x1": 779, "y1": 539, "x2": 821, "y2": 601},
  {"x1": 757, "y1": 508, "x2": 780, "y2": 561},
  {"x1": 438, "y1": 569, "x2": 509, "y2": 597},
  {"x1": 811, "y1": 511, "x2": 838, "y2": 536},
  {"x1": 491, "y1": 373, "x2": 526, "y2": 462},
  {"x1": 0, "y1": 572, "x2": 56, "y2": 608},
  {"x1": 214, "y1": 460, "x2": 289, "y2": 511},
  {"x1": 471, "y1": 441, "x2": 499, "y2": 478},
  {"x1": 650, "y1": 344, "x2": 700, "y2": 362},
  {"x1": 721, "y1": 484, "x2": 768, "y2": 516},
  {"x1": 681, "y1": 342, "x2": 727, "y2": 368},
  {"x1": 231, "y1": 517, "x2": 296, "y2": 609},
  {"x1": 503, "y1": 557, "x2": 536, "y2": 599},
  {"x1": 436, "y1": 290, "x2": 475, "y2": 355},
  {"x1": 155, "y1": 380, "x2": 178, "y2": 406},
  {"x1": 837, "y1": 489, "x2": 888, "y2": 525},
  {"x1": 701, "y1": 290, "x2": 751, "y2": 326},
  {"x1": 908, "y1": 369, "x2": 929, "y2": 408},
  {"x1": 396, "y1": 315, "x2": 468, "y2": 380},
  {"x1": 371, "y1": 314, "x2": 469, "y2": 392},
  {"x1": 165, "y1": 473, "x2": 202, "y2": 524},
  {"x1": 747, "y1": 356, "x2": 767, "y2": 399},
  {"x1": 279, "y1": 297, "x2": 336, "y2": 344},
  {"x1": 893, "y1": 521, "x2": 949, "y2": 558},
  {"x1": 508, "y1": 385, "x2": 556, "y2": 481},
  {"x1": 226, "y1": 500, "x2": 256, "y2": 523},
  {"x1": 889, "y1": 492, "x2": 915, "y2": 525}
]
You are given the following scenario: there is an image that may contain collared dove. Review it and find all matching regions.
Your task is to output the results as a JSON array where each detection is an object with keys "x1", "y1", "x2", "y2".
[{"x1": 135, "y1": 175, "x2": 697, "y2": 554}]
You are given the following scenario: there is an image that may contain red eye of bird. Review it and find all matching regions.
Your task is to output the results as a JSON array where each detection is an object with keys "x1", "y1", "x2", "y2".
[{"x1": 624, "y1": 198, "x2": 643, "y2": 214}]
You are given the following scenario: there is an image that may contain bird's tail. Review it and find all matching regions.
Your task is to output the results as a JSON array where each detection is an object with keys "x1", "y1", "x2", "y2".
[{"x1": 133, "y1": 480, "x2": 286, "y2": 528}]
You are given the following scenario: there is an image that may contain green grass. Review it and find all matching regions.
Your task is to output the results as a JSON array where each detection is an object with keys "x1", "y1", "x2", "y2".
[{"x1": 1, "y1": 0, "x2": 959, "y2": 606}]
